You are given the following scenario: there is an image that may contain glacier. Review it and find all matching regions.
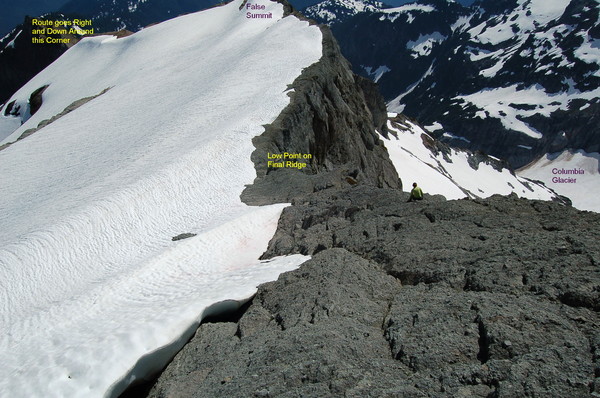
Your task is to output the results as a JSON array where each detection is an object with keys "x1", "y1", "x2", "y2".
[
  {"x1": 518, "y1": 149, "x2": 600, "y2": 213},
  {"x1": 0, "y1": 1, "x2": 321, "y2": 397}
]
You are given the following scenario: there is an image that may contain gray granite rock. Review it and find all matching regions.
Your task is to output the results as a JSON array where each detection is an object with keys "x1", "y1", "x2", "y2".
[
  {"x1": 241, "y1": 8, "x2": 400, "y2": 206},
  {"x1": 148, "y1": 249, "x2": 419, "y2": 398},
  {"x1": 146, "y1": 186, "x2": 599, "y2": 398}
]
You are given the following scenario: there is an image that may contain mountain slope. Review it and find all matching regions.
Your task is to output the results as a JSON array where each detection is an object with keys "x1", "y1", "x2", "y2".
[
  {"x1": 0, "y1": 0, "x2": 71, "y2": 36},
  {"x1": 0, "y1": 2, "x2": 322, "y2": 396},
  {"x1": 303, "y1": 0, "x2": 385, "y2": 25},
  {"x1": 304, "y1": 0, "x2": 470, "y2": 95},
  {"x1": 397, "y1": 0, "x2": 600, "y2": 168},
  {"x1": 0, "y1": 0, "x2": 221, "y2": 106},
  {"x1": 305, "y1": 0, "x2": 600, "y2": 169},
  {"x1": 0, "y1": 14, "x2": 91, "y2": 105},
  {"x1": 381, "y1": 113, "x2": 561, "y2": 201}
]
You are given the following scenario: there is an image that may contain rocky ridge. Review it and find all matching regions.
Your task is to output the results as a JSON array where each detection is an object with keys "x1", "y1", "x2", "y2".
[
  {"x1": 147, "y1": 187, "x2": 600, "y2": 398},
  {"x1": 241, "y1": 6, "x2": 400, "y2": 205},
  {"x1": 137, "y1": 2, "x2": 600, "y2": 398}
]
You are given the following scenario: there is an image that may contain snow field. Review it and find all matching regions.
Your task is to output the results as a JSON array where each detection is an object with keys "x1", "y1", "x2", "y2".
[
  {"x1": 0, "y1": 1, "x2": 322, "y2": 396},
  {"x1": 378, "y1": 4, "x2": 434, "y2": 23},
  {"x1": 518, "y1": 150, "x2": 600, "y2": 213},
  {"x1": 455, "y1": 83, "x2": 600, "y2": 139},
  {"x1": 381, "y1": 4, "x2": 434, "y2": 14},
  {"x1": 406, "y1": 32, "x2": 446, "y2": 58},
  {"x1": 305, "y1": 0, "x2": 382, "y2": 23},
  {"x1": 380, "y1": 117, "x2": 556, "y2": 201},
  {"x1": 362, "y1": 65, "x2": 391, "y2": 82},
  {"x1": 0, "y1": 115, "x2": 20, "y2": 141},
  {"x1": 467, "y1": 0, "x2": 570, "y2": 46},
  {"x1": 575, "y1": 35, "x2": 600, "y2": 77}
]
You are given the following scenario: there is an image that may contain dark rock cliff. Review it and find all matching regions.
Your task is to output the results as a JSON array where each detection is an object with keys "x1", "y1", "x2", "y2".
[{"x1": 241, "y1": 8, "x2": 401, "y2": 205}]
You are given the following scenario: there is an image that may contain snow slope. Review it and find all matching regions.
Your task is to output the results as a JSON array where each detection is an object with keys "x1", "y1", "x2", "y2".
[
  {"x1": 381, "y1": 114, "x2": 557, "y2": 201},
  {"x1": 518, "y1": 150, "x2": 600, "y2": 212},
  {"x1": 467, "y1": 0, "x2": 570, "y2": 46},
  {"x1": 379, "y1": 3, "x2": 435, "y2": 23},
  {"x1": 454, "y1": 82, "x2": 600, "y2": 140},
  {"x1": 303, "y1": 0, "x2": 383, "y2": 24},
  {"x1": 0, "y1": 114, "x2": 20, "y2": 141},
  {"x1": 0, "y1": 1, "x2": 321, "y2": 397}
]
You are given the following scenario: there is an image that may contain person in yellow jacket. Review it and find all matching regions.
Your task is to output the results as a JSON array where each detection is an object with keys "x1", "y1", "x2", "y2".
[{"x1": 407, "y1": 182, "x2": 424, "y2": 202}]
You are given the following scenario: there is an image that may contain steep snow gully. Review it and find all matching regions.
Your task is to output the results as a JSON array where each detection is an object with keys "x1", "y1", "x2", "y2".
[{"x1": 0, "y1": 1, "x2": 321, "y2": 396}]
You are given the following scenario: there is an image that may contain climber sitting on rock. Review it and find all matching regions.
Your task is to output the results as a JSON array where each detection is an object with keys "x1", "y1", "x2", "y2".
[{"x1": 407, "y1": 182, "x2": 424, "y2": 202}]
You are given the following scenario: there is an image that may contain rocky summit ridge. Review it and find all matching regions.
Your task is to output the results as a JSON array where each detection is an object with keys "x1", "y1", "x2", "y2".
[
  {"x1": 131, "y1": 3, "x2": 600, "y2": 398},
  {"x1": 146, "y1": 188, "x2": 600, "y2": 398}
]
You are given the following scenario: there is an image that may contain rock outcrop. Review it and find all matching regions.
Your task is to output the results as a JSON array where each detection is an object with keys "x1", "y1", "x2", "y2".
[
  {"x1": 147, "y1": 187, "x2": 600, "y2": 397},
  {"x1": 241, "y1": 7, "x2": 400, "y2": 205}
]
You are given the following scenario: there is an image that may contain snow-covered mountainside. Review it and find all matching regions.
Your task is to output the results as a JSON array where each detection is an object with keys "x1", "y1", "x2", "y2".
[
  {"x1": 303, "y1": 0, "x2": 467, "y2": 89},
  {"x1": 518, "y1": 149, "x2": 600, "y2": 212},
  {"x1": 305, "y1": 0, "x2": 600, "y2": 169},
  {"x1": 303, "y1": 0, "x2": 385, "y2": 24},
  {"x1": 381, "y1": 113, "x2": 560, "y2": 202},
  {"x1": 0, "y1": 0, "x2": 220, "y2": 105},
  {"x1": 0, "y1": 1, "x2": 321, "y2": 396}
]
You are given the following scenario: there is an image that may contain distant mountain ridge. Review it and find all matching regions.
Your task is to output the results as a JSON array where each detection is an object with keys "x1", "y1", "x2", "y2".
[
  {"x1": 59, "y1": 0, "x2": 222, "y2": 33},
  {"x1": 0, "y1": 0, "x2": 70, "y2": 36},
  {"x1": 304, "y1": 0, "x2": 600, "y2": 169}
]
